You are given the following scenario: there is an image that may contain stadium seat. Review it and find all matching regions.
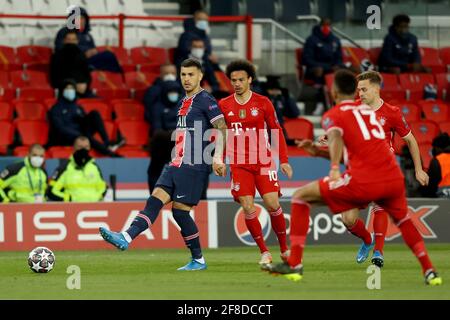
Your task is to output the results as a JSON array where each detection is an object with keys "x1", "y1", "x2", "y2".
[
  {"x1": 44, "y1": 98, "x2": 57, "y2": 110},
  {"x1": 409, "y1": 120, "x2": 440, "y2": 144},
  {"x1": 168, "y1": 47, "x2": 176, "y2": 64},
  {"x1": 139, "y1": 63, "x2": 161, "y2": 74},
  {"x1": 435, "y1": 73, "x2": 450, "y2": 101},
  {"x1": 78, "y1": 100, "x2": 112, "y2": 121},
  {"x1": 116, "y1": 146, "x2": 149, "y2": 158},
  {"x1": 16, "y1": 120, "x2": 49, "y2": 145},
  {"x1": 418, "y1": 142, "x2": 433, "y2": 171},
  {"x1": 0, "y1": 71, "x2": 15, "y2": 101},
  {"x1": 112, "y1": 100, "x2": 145, "y2": 121},
  {"x1": 130, "y1": 47, "x2": 168, "y2": 66},
  {"x1": 13, "y1": 146, "x2": 32, "y2": 157},
  {"x1": 47, "y1": 146, "x2": 73, "y2": 159},
  {"x1": 16, "y1": 45, "x2": 52, "y2": 72},
  {"x1": 398, "y1": 73, "x2": 435, "y2": 101},
  {"x1": 439, "y1": 121, "x2": 450, "y2": 134},
  {"x1": 283, "y1": 118, "x2": 314, "y2": 140},
  {"x1": 380, "y1": 73, "x2": 404, "y2": 101},
  {"x1": 342, "y1": 47, "x2": 370, "y2": 69},
  {"x1": 0, "y1": 102, "x2": 13, "y2": 121},
  {"x1": 0, "y1": 45, "x2": 20, "y2": 71},
  {"x1": 117, "y1": 121, "x2": 150, "y2": 146},
  {"x1": 395, "y1": 101, "x2": 422, "y2": 123},
  {"x1": 215, "y1": 71, "x2": 234, "y2": 94},
  {"x1": 368, "y1": 47, "x2": 382, "y2": 65},
  {"x1": 97, "y1": 46, "x2": 134, "y2": 72},
  {"x1": 420, "y1": 47, "x2": 446, "y2": 73},
  {"x1": 93, "y1": 120, "x2": 117, "y2": 144},
  {"x1": 10, "y1": 70, "x2": 51, "y2": 88},
  {"x1": 419, "y1": 100, "x2": 449, "y2": 123},
  {"x1": 18, "y1": 87, "x2": 55, "y2": 100},
  {"x1": 0, "y1": 121, "x2": 14, "y2": 154},
  {"x1": 91, "y1": 71, "x2": 129, "y2": 99},
  {"x1": 439, "y1": 47, "x2": 450, "y2": 70},
  {"x1": 14, "y1": 101, "x2": 47, "y2": 120},
  {"x1": 124, "y1": 71, "x2": 158, "y2": 101}
]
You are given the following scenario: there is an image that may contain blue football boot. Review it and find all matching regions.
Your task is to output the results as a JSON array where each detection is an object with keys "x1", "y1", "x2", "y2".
[
  {"x1": 99, "y1": 227, "x2": 129, "y2": 251},
  {"x1": 177, "y1": 259, "x2": 207, "y2": 271},
  {"x1": 356, "y1": 234, "x2": 374, "y2": 264}
]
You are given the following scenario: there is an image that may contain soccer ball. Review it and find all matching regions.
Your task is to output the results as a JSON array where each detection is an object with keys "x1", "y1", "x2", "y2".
[{"x1": 28, "y1": 247, "x2": 56, "y2": 273}]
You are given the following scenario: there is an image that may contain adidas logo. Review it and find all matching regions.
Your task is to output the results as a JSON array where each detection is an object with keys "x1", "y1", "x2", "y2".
[{"x1": 228, "y1": 111, "x2": 234, "y2": 116}]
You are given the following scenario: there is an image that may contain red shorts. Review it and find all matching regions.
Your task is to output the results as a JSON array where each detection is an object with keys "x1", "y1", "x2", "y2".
[
  {"x1": 319, "y1": 173, "x2": 408, "y2": 221},
  {"x1": 230, "y1": 166, "x2": 281, "y2": 203}
]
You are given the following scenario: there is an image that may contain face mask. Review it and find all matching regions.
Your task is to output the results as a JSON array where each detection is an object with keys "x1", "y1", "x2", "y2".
[
  {"x1": 167, "y1": 92, "x2": 179, "y2": 103},
  {"x1": 196, "y1": 20, "x2": 209, "y2": 31},
  {"x1": 163, "y1": 74, "x2": 177, "y2": 82},
  {"x1": 191, "y1": 48, "x2": 205, "y2": 59},
  {"x1": 63, "y1": 88, "x2": 76, "y2": 101},
  {"x1": 321, "y1": 25, "x2": 331, "y2": 37},
  {"x1": 30, "y1": 156, "x2": 44, "y2": 168},
  {"x1": 73, "y1": 148, "x2": 91, "y2": 167}
]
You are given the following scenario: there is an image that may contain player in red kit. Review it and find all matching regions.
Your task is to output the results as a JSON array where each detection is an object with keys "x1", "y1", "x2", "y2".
[
  {"x1": 269, "y1": 70, "x2": 442, "y2": 286},
  {"x1": 219, "y1": 60, "x2": 293, "y2": 267}
]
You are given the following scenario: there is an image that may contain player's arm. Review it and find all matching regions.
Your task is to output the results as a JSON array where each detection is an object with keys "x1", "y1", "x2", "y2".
[
  {"x1": 0, "y1": 163, "x2": 24, "y2": 203},
  {"x1": 295, "y1": 139, "x2": 331, "y2": 159},
  {"x1": 211, "y1": 117, "x2": 227, "y2": 177},
  {"x1": 47, "y1": 160, "x2": 70, "y2": 201},
  {"x1": 326, "y1": 129, "x2": 344, "y2": 181},
  {"x1": 264, "y1": 100, "x2": 292, "y2": 179},
  {"x1": 402, "y1": 132, "x2": 429, "y2": 186}
]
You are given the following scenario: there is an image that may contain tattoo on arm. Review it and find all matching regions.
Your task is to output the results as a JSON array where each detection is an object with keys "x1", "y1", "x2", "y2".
[{"x1": 212, "y1": 118, "x2": 227, "y2": 160}]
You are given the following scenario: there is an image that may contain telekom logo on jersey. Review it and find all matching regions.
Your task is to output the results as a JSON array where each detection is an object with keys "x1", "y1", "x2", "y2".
[{"x1": 171, "y1": 120, "x2": 282, "y2": 166}]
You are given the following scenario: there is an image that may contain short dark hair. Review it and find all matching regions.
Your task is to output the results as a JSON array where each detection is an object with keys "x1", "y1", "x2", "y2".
[
  {"x1": 356, "y1": 71, "x2": 382, "y2": 86},
  {"x1": 225, "y1": 59, "x2": 256, "y2": 80},
  {"x1": 180, "y1": 58, "x2": 203, "y2": 72},
  {"x1": 393, "y1": 14, "x2": 410, "y2": 27},
  {"x1": 334, "y1": 69, "x2": 357, "y2": 96}
]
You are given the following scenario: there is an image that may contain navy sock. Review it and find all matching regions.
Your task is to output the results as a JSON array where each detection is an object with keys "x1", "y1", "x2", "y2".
[
  {"x1": 172, "y1": 208, "x2": 203, "y2": 260},
  {"x1": 126, "y1": 196, "x2": 164, "y2": 240}
]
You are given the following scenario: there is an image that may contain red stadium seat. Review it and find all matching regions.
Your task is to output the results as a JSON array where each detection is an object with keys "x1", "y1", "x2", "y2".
[
  {"x1": 409, "y1": 120, "x2": 440, "y2": 144},
  {"x1": 0, "y1": 121, "x2": 14, "y2": 154},
  {"x1": 435, "y1": 73, "x2": 450, "y2": 101},
  {"x1": 93, "y1": 120, "x2": 116, "y2": 144},
  {"x1": 439, "y1": 47, "x2": 450, "y2": 69},
  {"x1": 47, "y1": 146, "x2": 73, "y2": 159},
  {"x1": 116, "y1": 146, "x2": 149, "y2": 158},
  {"x1": 342, "y1": 47, "x2": 370, "y2": 69},
  {"x1": 0, "y1": 71, "x2": 15, "y2": 101},
  {"x1": 14, "y1": 101, "x2": 47, "y2": 120},
  {"x1": 283, "y1": 117, "x2": 314, "y2": 140},
  {"x1": 168, "y1": 47, "x2": 176, "y2": 64},
  {"x1": 97, "y1": 46, "x2": 134, "y2": 72},
  {"x1": 368, "y1": 47, "x2": 382, "y2": 64},
  {"x1": 439, "y1": 121, "x2": 450, "y2": 134},
  {"x1": 117, "y1": 121, "x2": 150, "y2": 146},
  {"x1": 125, "y1": 71, "x2": 158, "y2": 101},
  {"x1": 215, "y1": 71, "x2": 234, "y2": 94},
  {"x1": 0, "y1": 102, "x2": 13, "y2": 121},
  {"x1": 420, "y1": 47, "x2": 446, "y2": 73},
  {"x1": 78, "y1": 100, "x2": 112, "y2": 120},
  {"x1": 91, "y1": 71, "x2": 129, "y2": 99},
  {"x1": 139, "y1": 63, "x2": 160, "y2": 73},
  {"x1": 112, "y1": 100, "x2": 145, "y2": 121},
  {"x1": 44, "y1": 98, "x2": 57, "y2": 110},
  {"x1": 419, "y1": 100, "x2": 449, "y2": 123},
  {"x1": 16, "y1": 45, "x2": 52, "y2": 70},
  {"x1": 18, "y1": 87, "x2": 55, "y2": 100},
  {"x1": 13, "y1": 146, "x2": 35, "y2": 157},
  {"x1": 380, "y1": 73, "x2": 404, "y2": 101},
  {"x1": 418, "y1": 142, "x2": 433, "y2": 171},
  {"x1": 395, "y1": 101, "x2": 422, "y2": 122},
  {"x1": 10, "y1": 70, "x2": 51, "y2": 88},
  {"x1": 0, "y1": 46, "x2": 20, "y2": 71},
  {"x1": 398, "y1": 73, "x2": 435, "y2": 101},
  {"x1": 295, "y1": 47, "x2": 308, "y2": 83},
  {"x1": 16, "y1": 120, "x2": 49, "y2": 146},
  {"x1": 130, "y1": 47, "x2": 167, "y2": 66}
]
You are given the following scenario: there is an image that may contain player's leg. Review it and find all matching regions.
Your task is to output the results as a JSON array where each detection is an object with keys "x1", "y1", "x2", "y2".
[
  {"x1": 371, "y1": 204, "x2": 389, "y2": 267},
  {"x1": 341, "y1": 208, "x2": 374, "y2": 264},
  {"x1": 261, "y1": 192, "x2": 288, "y2": 260},
  {"x1": 378, "y1": 180, "x2": 442, "y2": 285}
]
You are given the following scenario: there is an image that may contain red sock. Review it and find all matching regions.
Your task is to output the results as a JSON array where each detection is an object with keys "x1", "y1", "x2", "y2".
[
  {"x1": 269, "y1": 207, "x2": 288, "y2": 253},
  {"x1": 288, "y1": 200, "x2": 310, "y2": 267},
  {"x1": 398, "y1": 217, "x2": 434, "y2": 275},
  {"x1": 347, "y1": 219, "x2": 372, "y2": 245},
  {"x1": 373, "y1": 208, "x2": 388, "y2": 254},
  {"x1": 245, "y1": 211, "x2": 269, "y2": 254}
]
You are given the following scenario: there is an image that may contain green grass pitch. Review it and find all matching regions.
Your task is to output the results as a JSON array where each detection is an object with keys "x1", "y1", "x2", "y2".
[{"x1": 1, "y1": 244, "x2": 449, "y2": 299}]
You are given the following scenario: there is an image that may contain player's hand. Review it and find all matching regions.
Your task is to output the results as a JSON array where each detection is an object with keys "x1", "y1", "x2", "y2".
[
  {"x1": 318, "y1": 135, "x2": 328, "y2": 146},
  {"x1": 328, "y1": 167, "x2": 341, "y2": 182},
  {"x1": 415, "y1": 169, "x2": 429, "y2": 186},
  {"x1": 213, "y1": 160, "x2": 227, "y2": 177},
  {"x1": 281, "y1": 163, "x2": 293, "y2": 179},
  {"x1": 295, "y1": 139, "x2": 318, "y2": 156}
]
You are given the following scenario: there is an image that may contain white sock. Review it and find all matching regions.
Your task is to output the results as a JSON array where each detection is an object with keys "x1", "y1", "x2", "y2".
[
  {"x1": 122, "y1": 232, "x2": 132, "y2": 243},
  {"x1": 195, "y1": 257, "x2": 205, "y2": 264}
]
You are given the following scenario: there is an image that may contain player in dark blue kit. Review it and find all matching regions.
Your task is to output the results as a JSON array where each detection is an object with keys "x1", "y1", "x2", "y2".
[{"x1": 100, "y1": 59, "x2": 227, "y2": 271}]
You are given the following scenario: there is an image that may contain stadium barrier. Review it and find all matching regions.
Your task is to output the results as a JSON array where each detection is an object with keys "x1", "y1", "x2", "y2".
[{"x1": 1, "y1": 199, "x2": 449, "y2": 251}]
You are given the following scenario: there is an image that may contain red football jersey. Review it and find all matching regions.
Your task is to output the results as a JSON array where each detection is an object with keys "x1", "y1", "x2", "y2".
[
  {"x1": 219, "y1": 91, "x2": 289, "y2": 167},
  {"x1": 322, "y1": 100, "x2": 404, "y2": 183}
]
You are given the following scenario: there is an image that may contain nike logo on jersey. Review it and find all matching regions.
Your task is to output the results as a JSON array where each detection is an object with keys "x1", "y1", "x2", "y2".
[{"x1": 176, "y1": 195, "x2": 186, "y2": 199}]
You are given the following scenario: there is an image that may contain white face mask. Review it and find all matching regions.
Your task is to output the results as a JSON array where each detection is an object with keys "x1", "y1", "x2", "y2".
[
  {"x1": 163, "y1": 73, "x2": 177, "y2": 82},
  {"x1": 30, "y1": 156, "x2": 44, "y2": 168},
  {"x1": 191, "y1": 48, "x2": 205, "y2": 60},
  {"x1": 196, "y1": 20, "x2": 209, "y2": 31}
]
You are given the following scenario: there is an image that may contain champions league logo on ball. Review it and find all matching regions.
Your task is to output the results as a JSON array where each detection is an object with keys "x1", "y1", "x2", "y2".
[{"x1": 234, "y1": 204, "x2": 271, "y2": 246}]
